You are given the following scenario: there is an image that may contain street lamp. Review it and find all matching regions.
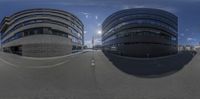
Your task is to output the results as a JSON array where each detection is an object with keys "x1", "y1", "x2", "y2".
[
  {"x1": 92, "y1": 30, "x2": 102, "y2": 49},
  {"x1": 97, "y1": 30, "x2": 102, "y2": 35},
  {"x1": 91, "y1": 29, "x2": 102, "y2": 64}
]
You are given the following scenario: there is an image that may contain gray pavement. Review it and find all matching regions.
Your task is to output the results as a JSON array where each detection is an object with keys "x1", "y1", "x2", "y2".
[{"x1": 0, "y1": 50, "x2": 199, "y2": 99}]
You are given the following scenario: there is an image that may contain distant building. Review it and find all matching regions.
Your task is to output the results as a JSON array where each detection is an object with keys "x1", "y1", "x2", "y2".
[
  {"x1": 102, "y1": 8, "x2": 178, "y2": 58},
  {"x1": 0, "y1": 8, "x2": 84, "y2": 57},
  {"x1": 93, "y1": 45, "x2": 102, "y2": 50},
  {"x1": 83, "y1": 45, "x2": 88, "y2": 49}
]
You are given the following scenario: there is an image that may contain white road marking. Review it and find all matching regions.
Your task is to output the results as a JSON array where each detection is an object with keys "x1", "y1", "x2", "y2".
[
  {"x1": 19, "y1": 51, "x2": 85, "y2": 60},
  {"x1": 0, "y1": 57, "x2": 69, "y2": 69},
  {"x1": 0, "y1": 57, "x2": 16, "y2": 67},
  {"x1": 91, "y1": 59, "x2": 95, "y2": 66}
]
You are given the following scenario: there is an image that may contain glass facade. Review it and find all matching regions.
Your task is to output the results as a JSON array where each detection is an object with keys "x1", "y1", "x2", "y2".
[
  {"x1": 2, "y1": 19, "x2": 82, "y2": 39},
  {"x1": 102, "y1": 8, "x2": 178, "y2": 58},
  {"x1": 2, "y1": 27, "x2": 83, "y2": 45}
]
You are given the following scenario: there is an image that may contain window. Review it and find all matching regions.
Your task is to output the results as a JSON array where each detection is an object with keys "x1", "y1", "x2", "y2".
[{"x1": 171, "y1": 36, "x2": 177, "y2": 41}]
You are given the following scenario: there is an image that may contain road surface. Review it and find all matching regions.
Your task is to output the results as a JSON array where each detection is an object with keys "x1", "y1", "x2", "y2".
[{"x1": 0, "y1": 50, "x2": 199, "y2": 99}]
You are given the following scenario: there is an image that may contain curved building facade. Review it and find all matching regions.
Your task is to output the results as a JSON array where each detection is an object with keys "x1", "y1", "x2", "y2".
[
  {"x1": 0, "y1": 8, "x2": 84, "y2": 57},
  {"x1": 102, "y1": 8, "x2": 178, "y2": 58}
]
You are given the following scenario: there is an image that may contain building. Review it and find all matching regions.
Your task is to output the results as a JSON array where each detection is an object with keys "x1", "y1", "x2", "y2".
[
  {"x1": 102, "y1": 8, "x2": 178, "y2": 58},
  {"x1": 0, "y1": 8, "x2": 84, "y2": 57}
]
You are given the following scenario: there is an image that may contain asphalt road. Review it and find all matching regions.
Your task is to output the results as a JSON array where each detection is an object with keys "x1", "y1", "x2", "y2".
[{"x1": 0, "y1": 50, "x2": 199, "y2": 99}]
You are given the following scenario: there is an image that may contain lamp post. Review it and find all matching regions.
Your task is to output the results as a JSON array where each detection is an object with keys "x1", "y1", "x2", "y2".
[
  {"x1": 91, "y1": 30, "x2": 102, "y2": 67},
  {"x1": 92, "y1": 30, "x2": 102, "y2": 50}
]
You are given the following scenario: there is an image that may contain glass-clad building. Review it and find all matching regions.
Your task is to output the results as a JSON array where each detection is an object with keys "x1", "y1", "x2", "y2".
[
  {"x1": 102, "y1": 8, "x2": 178, "y2": 57},
  {"x1": 0, "y1": 8, "x2": 84, "y2": 57}
]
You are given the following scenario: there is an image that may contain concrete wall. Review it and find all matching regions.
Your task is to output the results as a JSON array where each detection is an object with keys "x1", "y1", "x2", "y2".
[
  {"x1": 22, "y1": 43, "x2": 72, "y2": 57},
  {"x1": 3, "y1": 35, "x2": 73, "y2": 57}
]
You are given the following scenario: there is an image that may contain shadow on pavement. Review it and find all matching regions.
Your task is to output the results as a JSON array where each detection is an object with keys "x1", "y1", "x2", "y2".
[{"x1": 104, "y1": 51, "x2": 196, "y2": 78}]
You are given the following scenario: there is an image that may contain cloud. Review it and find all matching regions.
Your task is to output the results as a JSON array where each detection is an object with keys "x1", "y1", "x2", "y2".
[
  {"x1": 80, "y1": 12, "x2": 89, "y2": 15},
  {"x1": 159, "y1": 7, "x2": 177, "y2": 13},
  {"x1": 186, "y1": 37, "x2": 199, "y2": 45},
  {"x1": 97, "y1": 23, "x2": 101, "y2": 27},
  {"x1": 122, "y1": 5, "x2": 129, "y2": 9},
  {"x1": 85, "y1": 15, "x2": 89, "y2": 18},
  {"x1": 95, "y1": 15, "x2": 98, "y2": 20},
  {"x1": 122, "y1": 5, "x2": 145, "y2": 9},
  {"x1": 80, "y1": 12, "x2": 90, "y2": 18},
  {"x1": 180, "y1": 33, "x2": 185, "y2": 37},
  {"x1": 187, "y1": 38, "x2": 193, "y2": 41},
  {"x1": 187, "y1": 37, "x2": 197, "y2": 41}
]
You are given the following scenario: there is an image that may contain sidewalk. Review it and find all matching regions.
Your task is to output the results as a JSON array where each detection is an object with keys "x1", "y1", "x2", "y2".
[{"x1": 0, "y1": 51, "x2": 85, "y2": 68}]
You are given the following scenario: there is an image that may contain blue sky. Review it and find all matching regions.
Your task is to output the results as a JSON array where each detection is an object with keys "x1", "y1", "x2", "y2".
[{"x1": 0, "y1": 0, "x2": 200, "y2": 47}]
